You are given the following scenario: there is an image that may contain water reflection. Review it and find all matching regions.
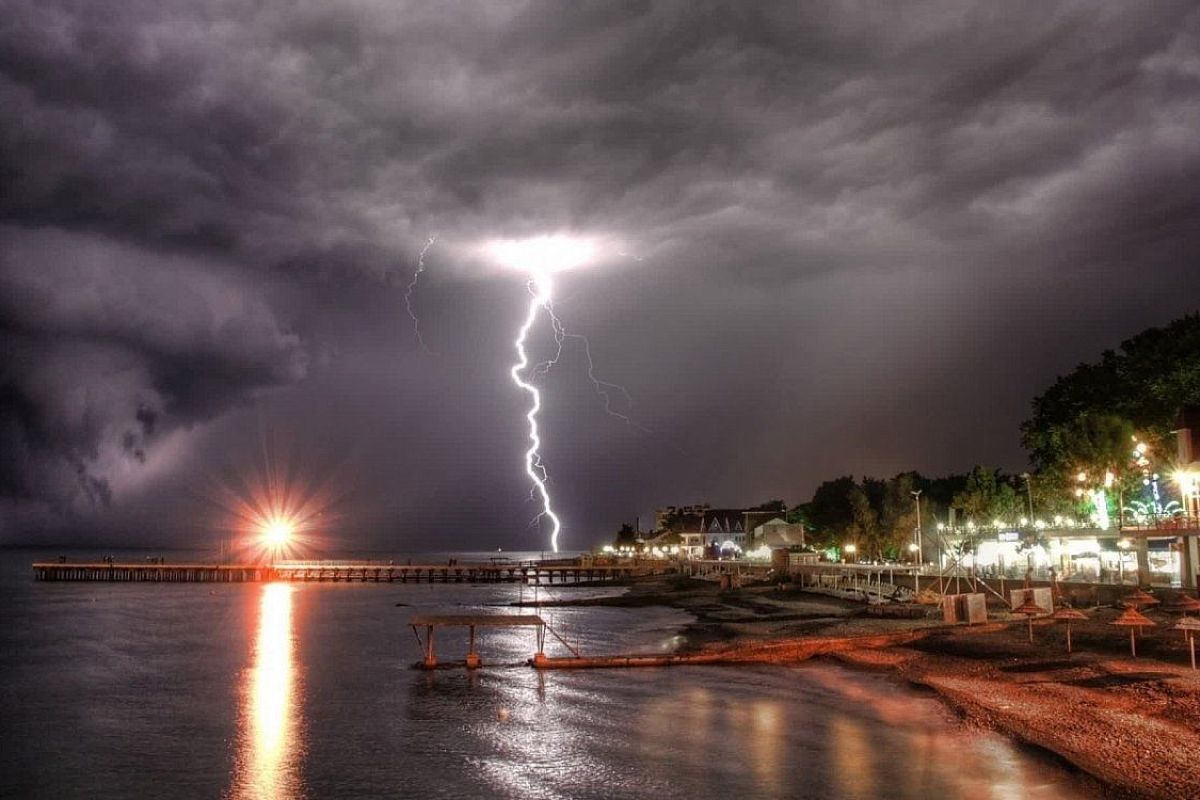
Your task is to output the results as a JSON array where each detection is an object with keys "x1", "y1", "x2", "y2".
[
  {"x1": 832, "y1": 713, "x2": 877, "y2": 798},
  {"x1": 232, "y1": 584, "x2": 302, "y2": 800}
]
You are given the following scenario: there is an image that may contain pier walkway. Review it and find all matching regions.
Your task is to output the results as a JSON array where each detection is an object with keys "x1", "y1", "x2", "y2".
[{"x1": 32, "y1": 560, "x2": 662, "y2": 584}]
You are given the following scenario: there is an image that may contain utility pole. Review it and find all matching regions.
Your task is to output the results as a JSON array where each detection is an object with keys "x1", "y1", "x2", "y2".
[{"x1": 911, "y1": 489, "x2": 923, "y2": 563}]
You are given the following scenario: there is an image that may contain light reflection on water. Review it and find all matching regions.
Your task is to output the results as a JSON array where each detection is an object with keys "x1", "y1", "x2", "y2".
[{"x1": 232, "y1": 584, "x2": 302, "y2": 800}]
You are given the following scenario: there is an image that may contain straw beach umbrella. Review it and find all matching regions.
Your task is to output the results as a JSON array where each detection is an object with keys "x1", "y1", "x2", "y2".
[
  {"x1": 1167, "y1": 594, "x2": 1200, "y2": 616},
  {"x1": 1112, "y1": 606, "x2": 1155, "y2": 657},
  {"x1": 1051, "y1": 607, "x2": 1088, "y2": 654},
  {"x1": 1013, "y1": 594, "x2": 1046, "y2": 644},
  {"x1": 1177, "y1": 617, "x2": 1200, "y2": 670},
  {"x1": 1122, "y1": 587, "x2": 1159, "y2": 609}
]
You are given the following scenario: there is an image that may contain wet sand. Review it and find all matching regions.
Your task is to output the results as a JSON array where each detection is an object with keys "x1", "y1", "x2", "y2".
[{"x1": 518, "y1": 575, "x2": 1200, "y2": 800}]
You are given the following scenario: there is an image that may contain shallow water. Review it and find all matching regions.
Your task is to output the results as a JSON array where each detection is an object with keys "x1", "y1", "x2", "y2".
[{"x1": 1, "y1": 549, "x2": 1094, "y2": 799}]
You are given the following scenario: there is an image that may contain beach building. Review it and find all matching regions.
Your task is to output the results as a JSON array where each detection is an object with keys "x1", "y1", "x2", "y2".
[
  {"x1": 937, "y1": 407, "x2": 1200, "y2": 588},
  {"x1": 752, "y1": 518, "x2": 806, "y2": 549},
  {"x1": 656, "y1": 505, "x2": 781, "y2": 559}
]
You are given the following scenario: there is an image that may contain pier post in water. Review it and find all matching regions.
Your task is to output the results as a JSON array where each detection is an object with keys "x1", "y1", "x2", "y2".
[
  {"x1": 423, "y1": 625, "x2": 437, "y2": 669},
  {"x1": 465, "y1": 625, "x2": 481, "y2": 669}
]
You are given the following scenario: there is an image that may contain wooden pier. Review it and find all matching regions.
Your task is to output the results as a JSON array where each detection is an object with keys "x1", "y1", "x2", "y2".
[
  {"x1": 32, "y1": 560, "x2": 660, "y2": 584},
  {"x1": 408, "y1": 614, "x2": 569, "y2": 669}
]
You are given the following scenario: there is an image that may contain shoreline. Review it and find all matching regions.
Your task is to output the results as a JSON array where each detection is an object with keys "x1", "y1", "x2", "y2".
[{"x1": 519, "y1": 575, "x2": 1200, "y2": 800}]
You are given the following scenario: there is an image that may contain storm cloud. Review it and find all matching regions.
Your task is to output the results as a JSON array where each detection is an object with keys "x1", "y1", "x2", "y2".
[{"x1": 2, "y1": 1, "x2": 1199, "y2": 547}]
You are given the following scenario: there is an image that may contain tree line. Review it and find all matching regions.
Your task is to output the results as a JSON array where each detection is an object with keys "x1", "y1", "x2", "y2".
[{"x1": 778, "y1": 314, "x2": 1200, "y2": 557}]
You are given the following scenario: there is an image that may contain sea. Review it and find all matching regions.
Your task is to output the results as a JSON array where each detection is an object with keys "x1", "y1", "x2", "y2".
[{"x1": 0, "y1": 548, "x2": 1096, "y2": 799}]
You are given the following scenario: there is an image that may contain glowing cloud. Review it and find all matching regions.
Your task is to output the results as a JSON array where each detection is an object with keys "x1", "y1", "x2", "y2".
[{"x1": 489, "y1": 235, "x2": 597, "y2": 277}]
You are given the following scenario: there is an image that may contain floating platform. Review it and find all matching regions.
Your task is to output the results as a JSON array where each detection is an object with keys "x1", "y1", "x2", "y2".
[{"x1": 408, "y1": 613, "x2": 556, "y2": 669}]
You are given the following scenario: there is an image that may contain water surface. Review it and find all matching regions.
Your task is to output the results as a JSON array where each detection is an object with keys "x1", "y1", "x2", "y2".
[{"x1": 1, "y1": 550, "x2": 1093, "y2": 799}]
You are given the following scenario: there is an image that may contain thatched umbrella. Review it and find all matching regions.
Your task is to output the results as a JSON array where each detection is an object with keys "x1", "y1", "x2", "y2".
[
  {"x1": 1122, "y1": 587, "x2": 1160, "y2": 609},
  {"x1": 1112, "y1": 605, "x2": 1156, "y2": 657},
  {"x1": 1167, "y1": 594, "x2": 1200, "y2": 616},
  {"x1": 1013, "y1": 594, "x2": 1046, "y2": 644},
  {"x1": 1177, "y1": 617, "x2": 1200, "y2": 670},
  {"x1": 1051, "y1": 607, "x2": 1088, "y2": 653}
]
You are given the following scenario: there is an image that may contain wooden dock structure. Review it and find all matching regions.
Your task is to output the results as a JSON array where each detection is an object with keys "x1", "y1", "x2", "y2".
[
  {"x1": 405, "y1": 609, "x2": 931, "y2": 671},
  {"x1": 408, "y1": 614, "x2": 571, "y2": 669},
  {"x1": 32, "y1": 560, "x2": 661, "y2": 584},
  {"x1": 405, "y1": 611, "x2": 929, "y2": 671},
  {"x1": 529, "y1": 630, "x2": 930, "y2": 669}
]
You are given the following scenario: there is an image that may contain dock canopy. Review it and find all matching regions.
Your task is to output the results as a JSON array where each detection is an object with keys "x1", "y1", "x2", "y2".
[
  {"x1": 407, "y1": 614, "x2": 561, "y2": 669},
  {"x1": 407, "y1": 614, "x2": 545, "y2": 627}
]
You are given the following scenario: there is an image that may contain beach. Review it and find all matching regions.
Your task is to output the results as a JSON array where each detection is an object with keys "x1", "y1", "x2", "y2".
[{"x1": 519, "y1": 575, "x2": 1200, "y2": 800}]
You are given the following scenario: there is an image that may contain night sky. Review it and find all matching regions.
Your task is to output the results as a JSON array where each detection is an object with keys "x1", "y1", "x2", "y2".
[{"x1": 3, "y1": 2, "x2": 1200, "y2": 550}]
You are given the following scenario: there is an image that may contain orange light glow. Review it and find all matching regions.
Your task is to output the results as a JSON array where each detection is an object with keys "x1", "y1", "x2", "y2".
[
  {"x1": 210, "y1": 442, "x2": 345, "y2": 563},
  {"x1": 261, "y1": 517, "x2": 295, "y2": 546}
]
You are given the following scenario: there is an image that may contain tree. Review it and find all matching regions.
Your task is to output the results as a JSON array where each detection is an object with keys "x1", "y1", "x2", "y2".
[
  {"x1": 846, "y1": 484, "x2": 878, "y2": 556},
  {"x1": 1023, "y1": 313, "x2": 1200, "y2": 475},
  {"x1": 880, "y1": 473, "x2": 920, "y2": 556},
  {"x1": 613, "y1": 523, "x2": 639, "y2": 547},
  {"x1": 803, "y1": 476, "x2": 858, "y2": 547},
  {"x1": 952, "y1": 466, "x2": 1021, "y2": 524},
  {"x1": 655, "y1": 508, "x2": 686, "y2": 533},
  {"x1": 1059, "y1": 414, "x2": 1136, "y2": 477}
]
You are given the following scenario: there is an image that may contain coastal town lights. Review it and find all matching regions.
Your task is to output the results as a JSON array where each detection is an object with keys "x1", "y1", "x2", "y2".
[{"x1": 1175, "y1": 470, "x2": 1200, "y2": 517}]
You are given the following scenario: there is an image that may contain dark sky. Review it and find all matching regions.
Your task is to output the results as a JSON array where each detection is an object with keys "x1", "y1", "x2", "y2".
[{"x1": 3, "y1": 1, "x2": 1200, "y2": 551}]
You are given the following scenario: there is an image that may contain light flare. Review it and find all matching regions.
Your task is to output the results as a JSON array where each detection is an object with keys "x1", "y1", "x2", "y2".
[
  {"x1": 261, "y1": 517, "x2": 294, "y2": 546},
  {"x1": 209, "y1": 440, "x2": 342, "y2": 562}
]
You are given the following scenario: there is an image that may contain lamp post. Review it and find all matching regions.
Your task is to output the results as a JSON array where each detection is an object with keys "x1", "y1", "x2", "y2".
[
  {"x1": 911, "y1": 489, "x2": 923, "y2": 564},
  {"x1": 1020, "y1": 473, "x2": 1034, "y2": 522},
  {"x1": 844, "y1": 543, "x2": 857, "y2": 564}
]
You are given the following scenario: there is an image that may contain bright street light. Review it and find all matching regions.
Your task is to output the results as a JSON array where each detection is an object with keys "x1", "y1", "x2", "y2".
[
  {"x1": 910, "y1": 489, "x2": 923, "y2": 563},
  {"x1": 262, "y1": 518, "x2": 294, "y2": 546}
]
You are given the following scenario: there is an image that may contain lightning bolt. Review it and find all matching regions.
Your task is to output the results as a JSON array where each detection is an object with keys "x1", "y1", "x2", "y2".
[
  {"x1": 403, "y1": 235, "x2": 437, "y2": 353},
  {"x1": 535, "y1": 303, "x2": 649, "y2": 433},
  {"x1": 511, "y1": 275, "x2": 563, "y2": 553}
]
